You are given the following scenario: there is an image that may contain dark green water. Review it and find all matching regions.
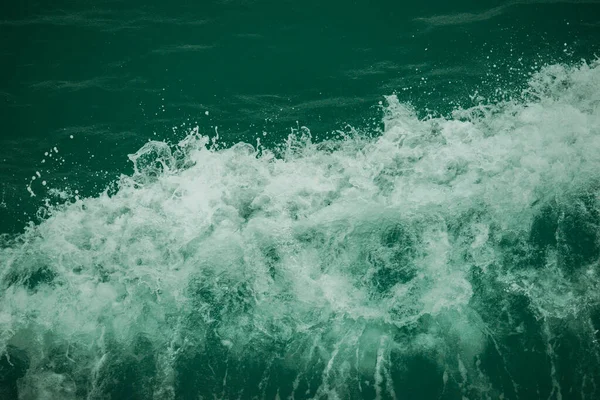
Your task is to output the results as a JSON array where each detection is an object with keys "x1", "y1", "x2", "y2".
[{"x1": 2, "y1": 1, "x2": 600, "y2": 399}]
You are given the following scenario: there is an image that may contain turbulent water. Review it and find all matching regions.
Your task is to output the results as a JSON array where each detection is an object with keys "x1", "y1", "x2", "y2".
[{"x1": 1, "y1": 59, "x2": 600, "y2": 399}]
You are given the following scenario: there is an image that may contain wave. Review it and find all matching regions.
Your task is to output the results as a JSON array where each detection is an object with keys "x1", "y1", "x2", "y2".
[{"x1": 2, "y1": 59, "x2": 600, "y2": 399}]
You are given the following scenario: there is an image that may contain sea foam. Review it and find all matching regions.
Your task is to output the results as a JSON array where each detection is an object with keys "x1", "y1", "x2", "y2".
[{"x1": 2, "y1": 60, "x2": 600, "y2": 399}]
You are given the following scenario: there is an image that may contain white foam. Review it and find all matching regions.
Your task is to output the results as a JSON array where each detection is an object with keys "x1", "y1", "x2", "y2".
[{"x1": 2, "y1": 59, "x2": 600, "y2": 398}]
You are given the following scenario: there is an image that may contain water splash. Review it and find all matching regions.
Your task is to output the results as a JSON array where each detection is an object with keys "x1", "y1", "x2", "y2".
[{"x1": 2, "y1": 60, "x2": 600, "y2": 399}]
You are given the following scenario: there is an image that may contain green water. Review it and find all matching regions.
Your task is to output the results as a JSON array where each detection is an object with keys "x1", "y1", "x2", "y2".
[
  {"x1": 2, "y1": 0, "x2": 599, "y2": 231},
  {"x1": 1, "y1": 1, "x2": 600, "y2": 399}
]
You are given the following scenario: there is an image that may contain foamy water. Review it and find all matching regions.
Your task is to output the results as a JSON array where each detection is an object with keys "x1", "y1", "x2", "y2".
[{"x1": 2, "y1": 60, "x2": 600, "y2": 399}]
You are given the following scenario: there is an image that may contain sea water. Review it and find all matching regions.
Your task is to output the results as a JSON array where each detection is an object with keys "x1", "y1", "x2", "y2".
[{"x1": 2, "y1": 59, "x2": 600, "y2": 399}]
